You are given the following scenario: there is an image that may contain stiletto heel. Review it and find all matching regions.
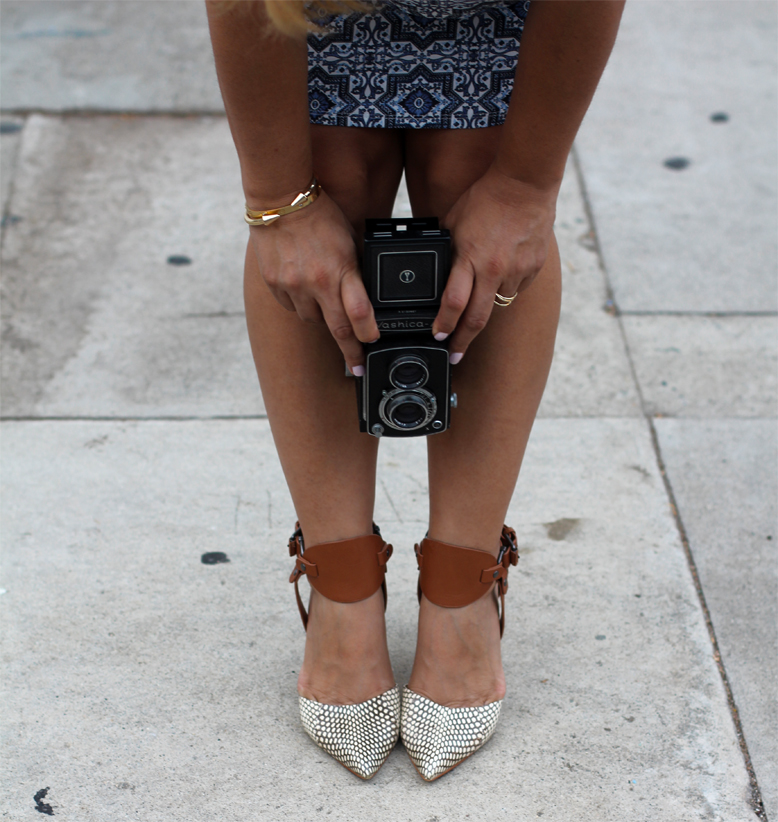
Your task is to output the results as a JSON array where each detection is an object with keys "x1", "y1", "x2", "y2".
[
  {"x1": 401, "y1": 525, "x2": 519, "y2": 782},
  {"x1": 288, "y1": 523, "x2": 400, "y2": 779}
]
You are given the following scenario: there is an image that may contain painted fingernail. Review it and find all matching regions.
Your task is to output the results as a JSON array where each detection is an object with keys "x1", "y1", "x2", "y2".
[
  {"x1": 434, "y1": 332, "x2": 449, "y2": 342},
  {"x1": 449, "y1": 352, "x2": 464, "y2": 365},
  {"x1": 351, "y1": 365, "x2": 366, "y2": 377}
]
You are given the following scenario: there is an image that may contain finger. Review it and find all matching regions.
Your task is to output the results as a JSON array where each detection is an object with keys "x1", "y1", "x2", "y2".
[
  {"x1": 266, "y1": 285, "x2": 296, "y2": 313},
  {"x1": 432, "y1": 257, "x2": 475, "y2": 340},
  {"x1": 288, "y1": 295, "x2": 324, "y2": 325},
  {"x1": 341, "y1": 270, "x2": 380, "y2": 343},
  {"x1": 319, "y1": 299, "x2": 368, "y2": 374},
  {"x1": 447, "y1": 278, "x2": 496, "y2": 362}
]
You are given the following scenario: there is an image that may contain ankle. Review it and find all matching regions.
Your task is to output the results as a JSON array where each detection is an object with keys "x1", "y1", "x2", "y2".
[
  {"x1": 298, "y1": 589, "x2": 395, "y2": 703},
  {"x1": 408, "y1": 595, "x2": 506, "y2": 707}
]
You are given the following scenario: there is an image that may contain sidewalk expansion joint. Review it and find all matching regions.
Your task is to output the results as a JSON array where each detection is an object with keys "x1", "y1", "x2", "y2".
[{"x1": 571, "y1": 144, "x2": 769, "y2": 822}]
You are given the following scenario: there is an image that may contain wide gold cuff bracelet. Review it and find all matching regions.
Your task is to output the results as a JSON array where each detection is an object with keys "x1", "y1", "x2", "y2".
[{"x1": 244, "y1": 177, "x2": 321, "y2": 226}]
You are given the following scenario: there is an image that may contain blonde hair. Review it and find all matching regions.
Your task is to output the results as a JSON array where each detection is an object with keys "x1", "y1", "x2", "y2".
[
  {"x1": 215, "y1": 1, "x2": 373, "y2": 37},
  {"x1": 268, "y1": 1, "x2": 373, "y2": 36}
]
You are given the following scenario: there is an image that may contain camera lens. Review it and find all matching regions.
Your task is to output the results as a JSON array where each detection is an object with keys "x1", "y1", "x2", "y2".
[
  {"x1": 391, "y1": 397, "x2": 426, "y2": 428},
  {"x1": 379, "y1": 388, "x2": 437, "y2": 432},
  {"x1": 389, "y1": 355, "x2": 429, "y2": 389}
]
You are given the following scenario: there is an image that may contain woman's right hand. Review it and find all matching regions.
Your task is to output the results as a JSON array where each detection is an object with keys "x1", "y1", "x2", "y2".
[{"x1": 248, "y1": 190, "x2": 379, "y2": 374}]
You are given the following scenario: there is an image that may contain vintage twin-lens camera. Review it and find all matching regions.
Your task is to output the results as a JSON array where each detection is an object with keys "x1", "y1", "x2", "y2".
[{"x1": 356, "y1": 217, "x2": 457, "y2": 438}]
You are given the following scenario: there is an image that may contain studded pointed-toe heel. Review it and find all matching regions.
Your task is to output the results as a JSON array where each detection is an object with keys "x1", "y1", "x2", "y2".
[
  {"x1": 288, "y1": 523, "x2": 400, "y2": 780},
  {"x1": 401, "y1": 525, "x2": 519, "y2": 782}
]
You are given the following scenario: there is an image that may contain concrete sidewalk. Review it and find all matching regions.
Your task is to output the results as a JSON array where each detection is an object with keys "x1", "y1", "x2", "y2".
[{"x1": 1, "y1": 2, "x2": 775, "y2": 821}]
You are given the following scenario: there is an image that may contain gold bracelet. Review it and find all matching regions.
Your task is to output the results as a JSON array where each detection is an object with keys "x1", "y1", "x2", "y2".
[{"x1": 244, "y1": 177, "x2": 321, "y2": 226}]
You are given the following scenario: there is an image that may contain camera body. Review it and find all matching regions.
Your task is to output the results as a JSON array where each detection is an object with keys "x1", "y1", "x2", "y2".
[{"x1": 357, "y1": 217, "x2": 455, "y2": 438}]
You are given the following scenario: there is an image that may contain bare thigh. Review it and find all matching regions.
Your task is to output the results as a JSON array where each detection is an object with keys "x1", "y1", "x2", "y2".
[{"x1": 243, "y1": 126, "x2": 404, "y2": 546}]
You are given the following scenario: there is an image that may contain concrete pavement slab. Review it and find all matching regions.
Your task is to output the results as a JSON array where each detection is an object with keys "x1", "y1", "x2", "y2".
[
  {"x1": 623, "y1": 315, "x2": 778, "y2": 418},
  {"x1": 0, "y1": 114, "x2": 256, "y2": 418},
  {"x1": 1, "y1": 116, "x2": 638, "y2": 420},
  {"x1": 655, "y1": 419, "x2": 777, "y2": 820},
  {"x1": 575, "y1": 0, "x2": 778, "y2": 313},
  {"x1": 0, "y1": 0, "x2": 222, "y2": 113},
  {"x1": 1, "y1": 418, "x2": 755, "y2": 821}
]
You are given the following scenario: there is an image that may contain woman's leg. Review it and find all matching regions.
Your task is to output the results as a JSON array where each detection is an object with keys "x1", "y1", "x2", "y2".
[
  {"x1": 244, "y1": 126, "x2": 404, "y2": 704},
  {"x1": 404, "y1": 127, "x2": 562, "y2": 706}
]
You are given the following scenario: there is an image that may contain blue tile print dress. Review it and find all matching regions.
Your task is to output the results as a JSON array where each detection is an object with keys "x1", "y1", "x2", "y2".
[{"x1": 307, "y1": 1, "x2": 531, "y2": 129}]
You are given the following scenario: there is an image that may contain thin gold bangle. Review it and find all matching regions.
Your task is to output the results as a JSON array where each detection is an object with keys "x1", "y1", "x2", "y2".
[{"x1": 244, "y1": 177, "x2": 321, "y2": 226}]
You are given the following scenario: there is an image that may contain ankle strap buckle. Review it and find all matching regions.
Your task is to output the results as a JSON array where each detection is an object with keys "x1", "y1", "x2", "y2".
[
  {"x1": 493, "y1": 526, "x2": 519, "y2": 595},
  {"x1": 288, "y1": 525, "x2": 304, "y2": 558},
  {"x1": 497, "y1": 526, "x2": 519, "y2": 567},
  {"x1": 289, "y1": 554, "x2": 318, "y2": 583}
]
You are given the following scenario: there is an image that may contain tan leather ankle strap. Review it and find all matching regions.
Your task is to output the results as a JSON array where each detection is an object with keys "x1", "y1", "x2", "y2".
[
  {"x1": 288, "y1": 523, "x2": 393, "y2": 631},
  {"x1": 414, "y1": 525, "x2": 518, "y2": 637}
]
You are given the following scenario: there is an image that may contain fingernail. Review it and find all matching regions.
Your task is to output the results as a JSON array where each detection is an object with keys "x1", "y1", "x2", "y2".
[
  {"x1": 368, "y1": 337, "x2": 379, "y2": 344},
  {"x1": 449, "y1": 352, "x2": 464, "y2": 365},
  {"x1": 434, "y1": 332, "x2": 449, "y2": 342},
  {"x1": 351, "y1": 365, "x2": 366, "y2": 377}
]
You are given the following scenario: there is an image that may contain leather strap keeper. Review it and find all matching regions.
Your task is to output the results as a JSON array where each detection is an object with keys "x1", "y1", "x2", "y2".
[
  {"x1": 415, "y1": 525, "x2": 518, "y2": 637},
  {"x1": 288, "y1": 523, "x2": 393, "y2": 630}
]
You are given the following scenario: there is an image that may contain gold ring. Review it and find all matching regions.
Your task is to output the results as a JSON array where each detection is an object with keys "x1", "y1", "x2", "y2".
[{"x1": 494, "y1": 291, "x2": 519, "y2": 307}]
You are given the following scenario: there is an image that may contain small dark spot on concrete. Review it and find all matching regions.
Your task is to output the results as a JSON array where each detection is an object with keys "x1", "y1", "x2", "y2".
[
  {"x1": 634, "y1": 593, "x2": 642, "y2": 598},
  {"x1": 34, "y1": 787, "x2": 54, "y2": 815},
  {"x1": 167, "y1": 254, "x2": 192, "y2": 266},
  {"x1": 629, "y1": 464, "x2": 651, "y2": 480},
  {"x1": 201, "y1": 551, "x2": 230, "y2": 565},
  {"x1": 710, "y1": 112, "x2": 729, "y2": 123},
  {"x1": 624, "y1": 716, "x2": 635, "y2": 722},
  {"x1": 84, "y1": 435, "x2": 108, "y2": 449},
  {"x1": 544, "y1": 518, "x2": 580, "y2": 541},
  {"x1": 0, "y1": 121, "x2": 23, "y2": 134},
  {"x1": 767, "y1": 535, "x2": 773, "y2": 541},
  {"x1": 1, "y1": 214, "x2": 23, "y2": 228},
  {"x1": 116, "y1": 782, "x2": 134, "y2": 791},
  {"x1": 664, "y1": 156, "x2": 690, "y2": 170},
  {"x1": 595, "y1": 634, "x2": 606, "y2": 640},
  {"x1": 603, "y1": 299, "x2": 617, "y2": 316},
  {"x1": 604, "y1": 727, "x2": 612, "y2": 732}
]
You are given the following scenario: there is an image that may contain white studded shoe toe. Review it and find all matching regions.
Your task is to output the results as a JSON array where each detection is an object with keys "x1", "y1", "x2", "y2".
[
  {"x1": 400, "y1": 686, "x2": 502, "y2": 781},
  {"x1": 299, "y1": 685, "x2": 401, "y2": 779}
]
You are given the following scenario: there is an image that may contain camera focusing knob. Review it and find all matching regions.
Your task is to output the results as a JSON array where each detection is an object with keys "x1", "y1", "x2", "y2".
[
  {"x1": 371, "y1": 424, "x2": 384, "y2": 437},
  {"x1": 450, "y1": 393, "x2": 458, "y2": 408},
  {"x1": 432, "y1": 420, "x2": 443, "y2": 430}
]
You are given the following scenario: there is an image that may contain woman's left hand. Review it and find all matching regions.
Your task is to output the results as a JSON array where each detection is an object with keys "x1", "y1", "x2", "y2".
[{"x1": 434, "y1": 167, "x2": 559, "y2": 362}]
